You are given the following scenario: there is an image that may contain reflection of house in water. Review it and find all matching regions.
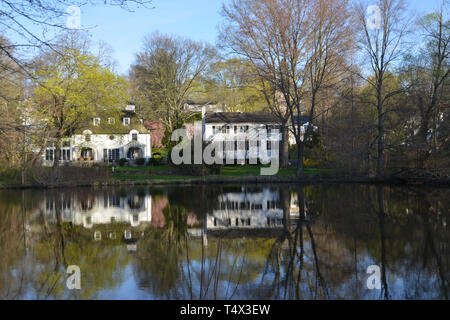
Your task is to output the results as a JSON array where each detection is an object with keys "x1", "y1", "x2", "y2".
[
  {"x1": 208, "y1": 188, "x2": 285, "y2": 230},
  {"x1": 288, "y1": 192, "x2": 310, "y2": 222},
  {"x1": 38, "y1": 192, "x2": 152, "y2": 229}
]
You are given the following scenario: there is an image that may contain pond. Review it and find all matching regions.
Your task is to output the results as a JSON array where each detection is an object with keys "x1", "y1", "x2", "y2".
[{"x1": 0, "y1": 184, "x2": 448, "y2": 300}]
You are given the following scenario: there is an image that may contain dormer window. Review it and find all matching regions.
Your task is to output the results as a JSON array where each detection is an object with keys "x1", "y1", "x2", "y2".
[
  {"x1": 123, "y1": 117, "x2": 130, "y2": 126},
  {"x1": 108, "y1": 118, "x2": 115, "y2": 124},
  {"x1": 93, "y1": 118, "x2": 101, "y2": 126},
  {"x1": 125, "y1": 104, "x2": 136, "y2": 112}
]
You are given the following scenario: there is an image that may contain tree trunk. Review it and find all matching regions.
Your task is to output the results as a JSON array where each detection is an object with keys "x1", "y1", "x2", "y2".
[
  {"x1": 280, "y1": 125, "x2": 290, "y2": 168},
  {"x1": 296, "y1": 141, "x2": 304, "y2": 178},
  {"x1": 377, "y1": 186, "x2": 389, "y2": 300},
  {"x1": 53, "y1": 143, "x2": 61, "y2": 169},
  {"x1": 376, "y1": 85, "x2": 384, "y2": 179}
]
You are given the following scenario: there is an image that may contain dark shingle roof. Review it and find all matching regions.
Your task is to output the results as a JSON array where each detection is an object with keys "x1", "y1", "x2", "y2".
[
  {"x1": 292, "y1": 115, "x2": 311, "y2": 125},
  {"x1": 205, "y1": 112, "x2": 279, "y2": 124}
]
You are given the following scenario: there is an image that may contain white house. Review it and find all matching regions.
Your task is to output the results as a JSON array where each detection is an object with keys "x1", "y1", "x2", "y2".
[
  {"x1": 207, "y1": 188, "x2": 285, "y2": 230},
  {"x1": 42, "y1": 104, "x2": 151, "y2": 165},
  {"x1": 202, "y1": 112, "x2": 312, "y2": 164},
  {"x1": 31, "y1": 190, "x2": 152, "y2": 230},
  {"x1": 203, "y1": 112, "x2": 283, "y2": 164}
]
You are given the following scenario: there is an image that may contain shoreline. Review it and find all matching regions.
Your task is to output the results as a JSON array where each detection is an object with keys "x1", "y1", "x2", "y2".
[{"x1": 1, "y1": 175, "x2": 449, "y2": 190}]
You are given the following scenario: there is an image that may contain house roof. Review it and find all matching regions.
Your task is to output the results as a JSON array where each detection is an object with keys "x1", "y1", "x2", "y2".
[
  {"x1": 205, "y1": 112, "x2": 279, "y2": 124},
  {"x1": 292, "y1": 115, "x2": 311, "y2": 125},
  {"x1": 74, "y1": 109, "x2": 148, "y2": 135}
]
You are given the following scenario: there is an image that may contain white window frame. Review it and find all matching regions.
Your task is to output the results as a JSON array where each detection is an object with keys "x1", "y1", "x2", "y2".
[
  {"x1": 123, "y1": 117, "x2": 130, "y2": 126},
  {"x1": 93, "y1": 117, "x2": 101, "y2": 126},
  {"x1": 94, "y1": 231, "x2": 101, "y2": 241}
]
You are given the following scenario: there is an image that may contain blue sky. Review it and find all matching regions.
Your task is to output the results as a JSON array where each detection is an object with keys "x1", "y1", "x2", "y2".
[
  {"x1": 78, "y1": 0, "x2": 438, "y2": 74},
  {"x1": 81, "y1": 0, "x2": 224, "y2": 74}
]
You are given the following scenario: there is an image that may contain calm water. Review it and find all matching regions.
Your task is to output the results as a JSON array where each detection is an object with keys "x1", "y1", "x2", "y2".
[{"x1": 0, "y1": 184, "x2": 448, "y2": 300}]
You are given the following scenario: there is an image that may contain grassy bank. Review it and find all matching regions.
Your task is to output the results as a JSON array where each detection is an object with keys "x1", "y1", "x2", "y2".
[
  {"x1": 111, "y1": 164, "x2": 335, "y2": 183},
  {"x1": 1, "y1": 165, "x2": 448, "y2": 189}
]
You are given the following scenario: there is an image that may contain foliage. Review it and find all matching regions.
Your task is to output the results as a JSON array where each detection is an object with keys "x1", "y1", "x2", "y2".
[
  {"x1": 119, "y1": 158, "x2": 129, "y2": 167},
  {"x1": 135, "y1": 158, "x2": 146, "y2": 166},
  {"x1": 130, "y1": 32, "x2": 216, "y2": 133},
  {"x1": 32, "y1": 33, "x2": 128, "y2": 166}
]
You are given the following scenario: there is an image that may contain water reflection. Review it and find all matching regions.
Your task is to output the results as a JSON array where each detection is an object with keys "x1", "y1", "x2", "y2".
[{"x1": 0, "y1": 185, "x2": 448, "y2": 300}]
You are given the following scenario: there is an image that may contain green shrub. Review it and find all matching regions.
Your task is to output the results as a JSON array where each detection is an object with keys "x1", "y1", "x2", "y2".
[
  {"x1": 119, "y1": 158, "x2": 128, "y2": 167},
  {"x1": 135, "y1": 158, "x2": 146, "y2": 166},
  {"x1": 304, "y1": 158, "x2": 321, "y2": 168},
  {"x1": 148, "y1": 152, "x2": 162, "y2": 166}
]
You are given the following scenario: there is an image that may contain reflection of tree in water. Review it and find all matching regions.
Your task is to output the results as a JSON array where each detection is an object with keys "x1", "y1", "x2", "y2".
[
  {"x1": 0, "y1": 191, "x2": 31, "y2": 299},
  {"x1": 133, "y1": 193, "x2": 276, "y2": 299},
  {"x1": 0, "y1": 186, "x2": 448, "y2": 300},
  {"x1": 133, "y1": 205, "x2": 189, "y2": 298},
  {"x1": 131, "y1": 185, "x2": 449, "y2": 300},
  {"x1": 293, "y1": 185, "x2": 449, "y2": 300},
  {"x1": 0, "y1": 190, "x2": 131, "y2": 299},
  {"x1": 259, "y1": 187, "x2": 329, "y2": 300},
  {"x1": 30, "y1": 214, "x2": 130, "y2": 299}
]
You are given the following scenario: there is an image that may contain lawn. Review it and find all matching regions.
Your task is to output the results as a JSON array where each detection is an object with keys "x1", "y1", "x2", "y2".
[{"x1": 111, "y1": 164, "x2": 333, "y2": 183}]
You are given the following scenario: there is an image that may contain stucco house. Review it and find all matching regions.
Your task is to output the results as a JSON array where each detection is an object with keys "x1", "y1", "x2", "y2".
[
  {"x1": 42, "y1": 104, "x2": 151, "y2": 166},
  {"x1": 203, "y1": 112, "x2": 312, "y2": 160},
  {"x1": 203, "y1": 112, "x2": 283, "y2": 164}
]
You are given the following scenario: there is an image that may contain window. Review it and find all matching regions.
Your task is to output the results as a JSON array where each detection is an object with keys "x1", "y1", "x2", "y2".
[
  {"x1": 234, "y1": 126, "x2": 238, "y2": 134},
  {"x1": 94, "y1": 231, "x2": 101, "y2": 241},
  {"x1": 212, "y1": 126, "x2": 216, "y2": 134},
  {"x1": 226, "y1": 125, "x2": 230, "y2": 134},
  {"x1": 60, "y1": 149, "x2": 70, "y2": 161},
  {"x1": 124, "y1": 230, "x2": 132, "y2": 240},
  {"x1": 132, "y1": 133, "x2": 138, "y2": 141},
  {"x1": 133, "y1": 214, "x2": 139, "y2": 222},
  {"x1": 267, "y1": 141, "x2": 272, "y2": 150},
  {"x1": 46, "y1": 199, "x2": 54, "y2": 211},
  {"x1": 45, "y1": 149, "x2": 54, "y2": 161},
  {"x1": 93, "y1": 118, "x2": 101, "y2": 126},
  {"x1": 104, "y1": 149, "x2": 120, "y2": 162},
  {"x1": 123, "y1": 117, "x2": 130, "y2": 126},
  {"x1": 85, "y1": 134, "x2": 91, "y2": 142},
  {"x1": 267, "y1": 200, "x2": 279, "y2": 209},
  {"x1": 108, "y1": 118, "x2": 115, "y2": 124}
]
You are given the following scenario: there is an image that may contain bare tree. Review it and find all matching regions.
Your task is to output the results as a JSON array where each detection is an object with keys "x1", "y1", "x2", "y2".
[
  {"x1": 130, "y1": 32, "x2": 217, "y2": 134},
  {"x1": 0, "y1": 1, "x2": 153, "y2": 72},
  {"x1": 355, "y1": 0, "x2": 411, "y2": 177},
  {"x1": 220, "y1": 0, "x2": 354, "y2": 177},
  {"x1": 401, "y1": 2, "x2": 449, "y2": 167}
]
